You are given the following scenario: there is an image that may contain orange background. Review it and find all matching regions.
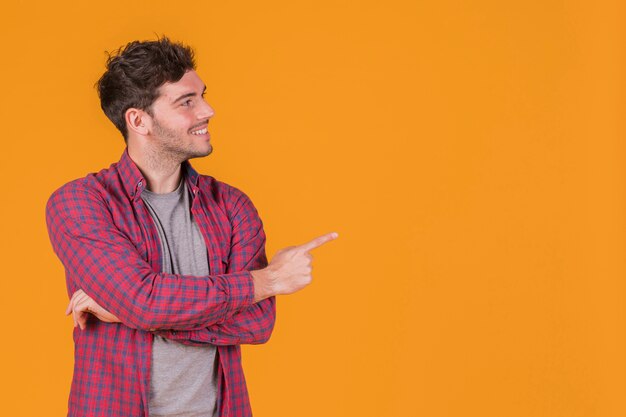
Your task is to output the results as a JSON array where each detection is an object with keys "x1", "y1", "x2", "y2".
[{"x1": 1, "y1": 1, "x2": 625, "y2": 416}]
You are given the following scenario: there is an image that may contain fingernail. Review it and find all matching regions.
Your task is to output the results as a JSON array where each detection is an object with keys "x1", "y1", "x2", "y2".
[{"x1": 332, "y1": 232, "x2": 339, "y2": 239}]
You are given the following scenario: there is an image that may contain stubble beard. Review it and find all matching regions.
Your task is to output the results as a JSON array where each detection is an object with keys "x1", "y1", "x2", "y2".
[{"x1": 152, "y1": 118, "x2": 213, "y2": 165}]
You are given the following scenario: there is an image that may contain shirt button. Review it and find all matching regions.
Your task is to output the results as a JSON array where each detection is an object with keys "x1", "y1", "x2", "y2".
[
  {"x1": 210, "y1": 337, "x2": 216, "y2": 343},
  {"x1": 171, "y1": 331, "x2": 176, "y2": 335}
]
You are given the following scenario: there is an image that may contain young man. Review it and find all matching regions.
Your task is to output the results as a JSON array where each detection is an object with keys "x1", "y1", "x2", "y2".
[{"x1": 46, "y1": 37, "x2": 337, "y2": 417}]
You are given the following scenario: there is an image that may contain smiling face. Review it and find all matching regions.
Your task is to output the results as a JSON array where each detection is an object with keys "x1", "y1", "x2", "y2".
[{"x1": 145, "y1": 69, "x2": 215, "y2": 162}]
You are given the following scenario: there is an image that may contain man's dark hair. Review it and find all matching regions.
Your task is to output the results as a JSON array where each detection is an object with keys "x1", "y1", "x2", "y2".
[{"x1": 96, "y1": 36, "x2": 196, "y2": 141}]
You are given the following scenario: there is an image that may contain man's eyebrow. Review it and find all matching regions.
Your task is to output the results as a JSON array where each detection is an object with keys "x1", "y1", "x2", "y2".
[{"x1": 172, "y1": 85, "x2": 207, "y2": 104}]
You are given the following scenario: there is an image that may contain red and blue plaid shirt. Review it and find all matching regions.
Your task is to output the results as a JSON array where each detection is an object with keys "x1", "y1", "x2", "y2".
[{"x1": 46, "y1": 149, "x2": 276, "y2": 417}]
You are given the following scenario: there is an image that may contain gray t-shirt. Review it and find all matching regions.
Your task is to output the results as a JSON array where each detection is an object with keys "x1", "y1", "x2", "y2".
[{"x1": 141, "y1": 179, "x2": 219, "y2": 417}]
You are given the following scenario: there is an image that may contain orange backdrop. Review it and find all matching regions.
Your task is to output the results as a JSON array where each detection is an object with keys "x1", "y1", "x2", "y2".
[{"x1": 1, "y1": 1, "x2": 624, "y2": 416}]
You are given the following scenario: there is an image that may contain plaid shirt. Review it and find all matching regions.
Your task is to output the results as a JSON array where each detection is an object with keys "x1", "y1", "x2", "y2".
[{"x1": 46, "y1": 149, "x2": 276, "y2": 417}]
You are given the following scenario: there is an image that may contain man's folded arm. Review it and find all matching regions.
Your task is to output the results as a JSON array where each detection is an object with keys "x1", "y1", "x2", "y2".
[{"x1": 46, "y1": 181, "x2": 255, "y2": 331}]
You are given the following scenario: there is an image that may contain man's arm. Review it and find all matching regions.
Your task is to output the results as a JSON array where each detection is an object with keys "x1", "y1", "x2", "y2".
[
  {"x1": 46, "y1": 181, "x2": 255, "y2": 331},
  {"x1": 64, "y1": 226, "x2": 336, "y2": 343}
]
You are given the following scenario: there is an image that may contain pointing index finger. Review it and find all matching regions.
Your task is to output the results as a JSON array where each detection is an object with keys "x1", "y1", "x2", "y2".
[{"x1": 299, "y1": 232, "x2": 339, "y2": 252}]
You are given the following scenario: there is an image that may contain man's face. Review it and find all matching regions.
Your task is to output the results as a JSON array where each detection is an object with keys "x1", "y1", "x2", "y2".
[{"x1": 147, "y1": 70, "x2": 215, "y2": 161}]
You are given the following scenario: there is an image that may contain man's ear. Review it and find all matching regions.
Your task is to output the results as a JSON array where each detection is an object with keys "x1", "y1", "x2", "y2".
[{"x1": 125, "y1": 108, "x2": 151, "y2": 136}]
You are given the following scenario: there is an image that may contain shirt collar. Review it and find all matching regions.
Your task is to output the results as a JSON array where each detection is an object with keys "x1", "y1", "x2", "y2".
[{"x1": 117, "y1": 148, "x2": 201, "y2": 200}]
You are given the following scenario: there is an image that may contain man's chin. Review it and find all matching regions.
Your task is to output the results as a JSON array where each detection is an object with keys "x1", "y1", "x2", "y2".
[{"x1": 187, "y1": 145, "x2": 213, "y2": 160}]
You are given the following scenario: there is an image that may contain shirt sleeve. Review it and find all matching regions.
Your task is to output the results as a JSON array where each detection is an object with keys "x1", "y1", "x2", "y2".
[
  {"x1": 46, "y1": 181, "x2": 255, "y2": 331},
  {"x1": 157, "y1": 186, "x2": 277, "y2": 345}
]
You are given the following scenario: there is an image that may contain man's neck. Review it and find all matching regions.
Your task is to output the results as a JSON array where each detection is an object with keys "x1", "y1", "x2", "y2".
[{"x1": 127, "y1": 144, "x2": 183, "y2": 194}]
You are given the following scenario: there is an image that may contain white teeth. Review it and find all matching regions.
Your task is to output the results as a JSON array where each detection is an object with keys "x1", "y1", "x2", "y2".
[{"x1": 191, "y1": 128, "x2": 208, "y2": 135}]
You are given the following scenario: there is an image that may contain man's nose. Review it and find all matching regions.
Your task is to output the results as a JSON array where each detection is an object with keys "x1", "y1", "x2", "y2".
[{"x1": 198, "y1": 100, "x2": 215, "y2": 119}]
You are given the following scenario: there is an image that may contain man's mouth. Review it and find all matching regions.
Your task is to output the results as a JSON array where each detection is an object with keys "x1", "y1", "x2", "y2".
[{"x1": 190, "y1": 127, "x2": 208, "y2": 135}]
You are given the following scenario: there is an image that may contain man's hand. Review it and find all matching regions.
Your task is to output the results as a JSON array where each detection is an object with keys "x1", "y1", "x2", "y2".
[
  {"x1": 251, "y1": 232, "x2": 338, "y2": 302},
  {"x1": 66, "y1": 289, "x2": 121, "y2": 330}
]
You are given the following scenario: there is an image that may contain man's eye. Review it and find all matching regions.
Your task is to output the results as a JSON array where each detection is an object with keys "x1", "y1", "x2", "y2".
[{"x1": 182, "y1": 99, "x2": 193, "y2": 107}]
